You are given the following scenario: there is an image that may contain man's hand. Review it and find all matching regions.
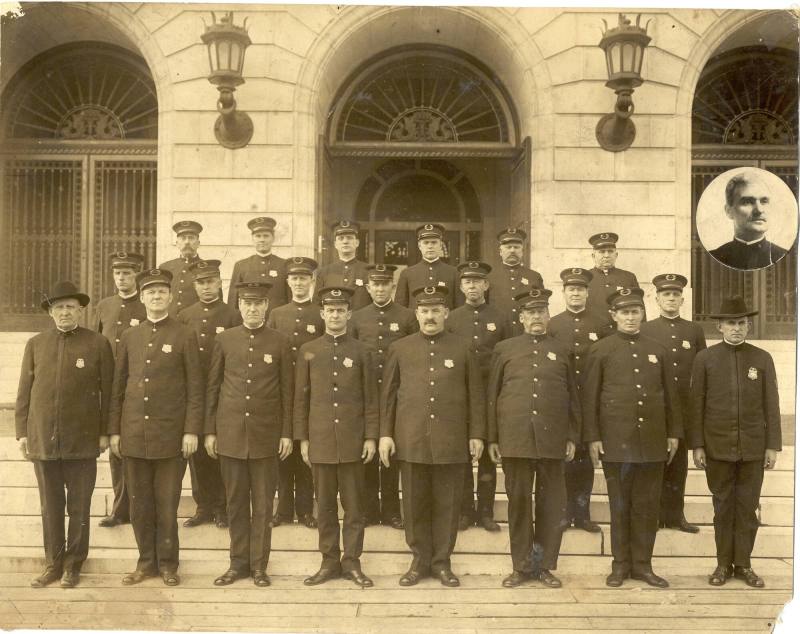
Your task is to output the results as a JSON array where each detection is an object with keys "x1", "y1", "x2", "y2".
[
  {"x1": 300, "y1": 440, "x2": 311, "y2": 467},
  {"x1": 205, "y1": 434, "x2": 218, "y2": 460},
  {"x1": 589, "y1": 441, "x2": 604, "y2": 467},
  {"x1": 98, "y1": 435, "x2": 109, "y2": 453},
  {"x1": 764, "y1": 448, "x2": 778, "y2": 470},
  {"x1": 110, "y1": 434, "x2": 122, "y2": 459},
  {"x1": 182, "y1": 433, "x2": 198, "y2": 459},
  {"x1": 488, "y1": 443, "x2": 502, "y2": 464},
  {"x1": 17, "y1": 437, "x2": 29, "y2": 461},
  {"x1": 278, "y1": 438, "x2": 293, "y2": 461},
  {"x1": 666, "y1": 438, "x2": 679, "y2": 465},
  {"x1": 362, "y1": 439, "x2": 377, "y2": 464},
  {"x1": 379, "y1": 436, "x2": 395, "y2": 468},
  {"x1": 565, "y1": 440, "x2": 576, "y2": 462},
  {"x1": 692, "y1": 447, "x2": 706, "y2": 470},
  {"x1": 469, "y1": 439, "x2": 484, "y2": 462}
]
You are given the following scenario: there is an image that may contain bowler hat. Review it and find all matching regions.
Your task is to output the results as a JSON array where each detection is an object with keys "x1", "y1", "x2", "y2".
[
  {"x1": 41, "y1": 281, "x2": 90, "y2": 311},
  {"x1": 707, "y1": 296, "x2": 758, "y2": 319}
]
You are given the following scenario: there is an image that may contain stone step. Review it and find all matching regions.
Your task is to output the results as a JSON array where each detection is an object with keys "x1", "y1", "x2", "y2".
[
  {"x1": 0, "y1": 516, "x2": 793, "y2": 559},
  {"x1": 0, "y1": 487, "x2": 794, "y2": 527}
]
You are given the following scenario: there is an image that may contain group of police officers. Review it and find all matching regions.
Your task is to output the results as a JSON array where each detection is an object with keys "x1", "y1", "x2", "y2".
[{"x1": 16, "y1": 215, "x2": 782, "y2": 593}]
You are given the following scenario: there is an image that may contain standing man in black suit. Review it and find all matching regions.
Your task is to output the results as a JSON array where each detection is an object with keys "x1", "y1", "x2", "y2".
[
  {"x1": 228, "y1": 217, "x2": 288, "y2": 312},
  {"x1": 395, "y1": 224, "x2": 462, "y2": 310}
]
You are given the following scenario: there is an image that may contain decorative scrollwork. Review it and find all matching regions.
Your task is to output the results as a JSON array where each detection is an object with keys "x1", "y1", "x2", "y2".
[
  {"x1": 389, "y1": 109, "x2": 456, "y2": 142},
  {"x1": 58, "y1": 107, "x2": 124, "y2": 140},
  {"x1": 724, "y1": 110, "x2": 793, "y2": 145}
]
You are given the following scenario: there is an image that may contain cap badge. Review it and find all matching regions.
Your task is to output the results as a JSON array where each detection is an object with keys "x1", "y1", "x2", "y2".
[
  {"x1": 508, "y1": 227, "x2": 517, "y2": 233},
  {"x1": 530, "y1": 289, "x2": 541, "y2": 297},
  {"x1": 424, "y1": 287, "x2": 436, "y2": 295},
  {"x1": 118, "y1": 251, "x2": 127, "y2": 258},
  {"x1": 375, "y1": 264, "x2": 386, "y2": 272},
  {"x1": 620, "y1": 288, "x2": 631, "y2": 296},
  {"x1": 197, "y1": 261, "x2": 208, "y2": 268},
  {"x1": 180, "y1": 221, "x2": 190, "y2": 226},
  {"x1": 149, "y1": 268, "x2": 160, "y2": 276},
  {"x1": 247, "y1": 282, "x2": 258, "y2": 288},
  {"x1": 600, "y1": 233, "x2": 609, "y2": 239},
  {"x1": 572, "y1": 268, "x2": 582, "y2": 274},
  {"x1": 424, "y1": 224, "x2": 434, "y2": 231},
  {"x1": 666, "y1": 274, "x2": 676, "y2": 281},
  {"x1": 341, "y1": 220, "x2": 350, "y2": 227},
  {"x1": 469, "y1": 261, "x2": 479, "y2": 269},
  {"x1": 293, "y1": 257, "x2": 304, "y2": 264},
  {"x1": 330, "y1": 289, "x2": 342, "y2": 297}
]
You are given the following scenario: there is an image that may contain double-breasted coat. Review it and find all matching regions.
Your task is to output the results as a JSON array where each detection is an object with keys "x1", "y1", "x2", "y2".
[
  {"x1": 266, "y1": 300, "x2": 325, "y2": 359},
  {"x1": 446, "y1": 302, "x2": 511, "y2": 381},
  {"x1": 586, "y1": 267, "x2": 639, "y2": 319},
  {"x1": 395, "y1": 259, "x2": 463, "y2": 310},
  {"x1": 227, "y1": 253, "x2": 288, "y2": 310},
  {"x1": 177, "y1": 298, "x2": 242, "y2": 375},
  {"x1": 159, "y1": 255, "x2": 201, "y2": 316},
  {"x1": 315, "y1": 258, "x2": 372, "y2": 310},
  {"x1": 486, "y1": 263, "x2": 543, "y2": 330},
  {"x1": 350, "y1": 301, "x2": 418, "y2": 387},
  {"x1": 93, "y1": 293, "x2": 147, "y2": 357},
  {"x1": 548, "y1": 308, "x2": 614, "y2": 384}
]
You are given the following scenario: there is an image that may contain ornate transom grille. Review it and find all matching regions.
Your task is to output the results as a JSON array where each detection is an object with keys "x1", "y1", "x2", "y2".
[
  {"x1": 332, "y1": 50, "x2": 514, "y2": 145},
  {"x1": 692, "y1": 47, "x2": 798, "y2": 145},
  {"x1": 3, "y1": 43, "x2": 158, "y2": 140}
]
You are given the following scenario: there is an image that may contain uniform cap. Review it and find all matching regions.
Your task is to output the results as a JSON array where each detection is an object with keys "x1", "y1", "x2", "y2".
[
  {"x1": 589, "y1": 232, "x2": 619, "y2": 249},
  {"x1": 607, "y1": 286, "x2": 645, "y2": 310},
  {"x1": 188, "y1": 259, "x2": 222, "y2": 280},
  {"x1": 412, "y1": 285, "x2": 449, "y2": 305},
  {"x1": 285, "y1": 256, "x2": 318, "y2": 276},
  {"x1": 497, "y1": 227, "x2": 527, "y2": 244},
  {"x1": 560, "y1": 267, "x2": 593, "y2": 287},
  {"x1": 172, "y1": 220, "x2": 203, "y2": 236},
  {"x1": 332, "y1": 219, "x2": 360, "y2": 237},
  {"x1": 707, "y1": 295, "x2": 759, "y2": 319},
  {"x1": 416, "y1": 223, "x2": 446, "y2": 240},
  {"x1": 318, "y1": 286, "x2": 354, "y2": 306},
  {"x1": 235, "y1": 281, "x2": 273, "y2": 300},
  {"x1": 514, "y1": 287, "x2": 552, "y2": 310},
  {"x1": 109, "y1": 251, "x2": 145, "y2": 270},
  {"x1": 247, "y1": 217, "x2": 277, "y2": 233},
  {"x1": 652, "y1": 273, "x2": 688, "y2": 292},
  {"x1": 136, "y1": 268, "x2": 174, "y2": 290},
  {"x1": 366, "y1": 263, "x2": 397, "y2": 281},
  {"x1": 457, "y1": 261, "x2": 492, "y2": 279},
  {"x1": 40, "y1": 280, "x2": 90, "y2": 311}
]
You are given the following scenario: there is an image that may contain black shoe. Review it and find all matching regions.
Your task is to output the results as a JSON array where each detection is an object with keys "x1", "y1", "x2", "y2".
[
  {"x1": 343, "y1": 569, "x2": 374, "y2": 588},
  {"x1": 215, "y1": 513, "x2": 229, "y2": 529},
  {"x1": 161, "y1": 571, "x2": 180, "y2": 586},
  {"x1": 183, "y1": 513, "x2": 212, "y2": 527},
  {"x1": 270, "y1": 515, "x2": 291, "y2": 527},
  {"x1": 60, "y1": 570, "x2": 79, "y2": 588},
  {"x1": 502, "y1": 570, "x2": 532, "y2": 588},
  {"x1": 574, "y1": 519, "x2": 602, "y2": 533},
  {"x1": 399, "y1": 566, "x2": 429, "y2": 587},
  {"x1": 734, "y1": 566, "x2": 765, "y2": 588},
  {"x1": 30, "y1": 568, "x2": 61, "y2": 588},
  {"x1": 304, "y1": 567, "x2": 340, "y2": 586},
  {"x1": 253, "y1": 571, "x2": 271, "y2": 587},
  {"x1": 479, "y1": 516, "x2": 501, "y2": 532},
  {"x1": 99, "y1": 515, "x2": 126, "y2": 528},
  {"x1": 631, "y1": 570, "x2": 669, "y2": 588},
  {"x1": 458, "y1": 515, "x2": 472, "y2": 531},
  {"x1": 534, "y1": 569, "x2": 562, "y2": 588},
  {"x1": 122, "y1": 570, "x2": 157, "y2": 586},
  {"x1": 605, "y1": 570, "x2": 627, "y2": 587},
  {"x1": 300, "y1": 513, "x2": 318, "y2": 529},
  {"x1": 661, "y1": 517, "x2": 700, "y2": 533},
  {"x1": 436, "y1": 568, "x2": 460, "y2": 587},
  {"x1": 213, "y1": 569, "x2": 248, "y2": 586},
  {"x1": 387, "y1": 516, "x2": 404, "y2": 530},
  {"x1": 709, "y1": 565, "x2": 733, "y2": 586}
]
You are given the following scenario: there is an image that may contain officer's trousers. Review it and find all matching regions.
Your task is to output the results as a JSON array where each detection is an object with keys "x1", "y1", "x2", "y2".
[
  {"x1": 565, "y1": 443, "x2": 594, "y2": 523},
  {"x1": 460, "y1": 449, "x2": 497, "y2": 520},
  {"x1": 602, "y1": 461, "x2": 664, "y2": 575},
  {"x1": 219, "y1": 455, "x2": 278, "y2": 574},
  {"x1": 363, "y1": 454, "x2": 400, "y2": 522},
  {"x1": 125, "y1": 455, "x2": 186, "y2": 574},
  {"x1": 660, "y1": 439, "x2": 689, "y2": 524},
  {"x1": 33, "y1": 458, "x2": 96, "y2": 573},
  {"x1": 705, "y1": 458, "x2": 764, "y2": 569},
  {"x1": 189, "y1": 445, "x2": 226, "y2": 519},
  {"x1": 400, "y1": 461, "x2": 464, "y2": 573},
  {"x1": 275, "y1": 441, "x2": 314, "y2": 520},
  {"x1": 108, "y1": 452, "x2": 130, "y2": 521},
  {"x1": 312, "y1": 461, "x2": 365, "y2": 572}
]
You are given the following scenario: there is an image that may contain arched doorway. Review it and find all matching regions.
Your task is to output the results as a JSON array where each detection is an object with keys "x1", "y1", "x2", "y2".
[
  {"x1": 0, "y1": 42, "x2": 158, "y2": 329},
  {"x1": 318, "y1": 45, "x2": 528, "y2": 270},
  {"x1": 691, "y1": 43, "x2": 798, "y2": 339}
]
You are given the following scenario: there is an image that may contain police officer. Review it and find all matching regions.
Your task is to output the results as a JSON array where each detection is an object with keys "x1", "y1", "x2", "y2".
[
  {"x1": 159, "y1": 220, "x2": 205, "y2": 316},
  {"x1": 447, "y1": 261, "x2": 510, "y2": 532},
  {"x1": 547, "y1": 268, "x2": 613, "y2": 533},
  {"x1": 295, "y1": 287, "x2": 379, "y2": 588},
  {"x1": 315, "y1": 220, "x2": 371, "y2": 311},
  {"x1": 177, "y1": 259, "x2": 243, "y2": 529},
  {"x1": 487, "y1": 228, "x2": 543, "y2": 335},
  {"x1": 689, "y1": 296, "x2": 781, "y2": 588},
  {"x1": 585, "y1": 233, "x2": 640, "y2": 321},
  {"x1": 228, "y1": 217, "x2": 288, "y2": 312},
  {"x1": 94, "y1": 251, "x2": 147, "y2": 528},
  {"x1": 350, "y1": 264, "x2": 417, "y2": 529},
  {"x1": 487, "y1": 288, "x2": 580, "y2": 589},
  {"x1": 108, "y1": 268, "x2": 204, "y2": 587},
  {"x1": 395, "y1": 223, "x2": 463, "y2": 310},
  {"x1": 380, "y1": 286, "x2": 485, "y2": 587},
  {"x1": 204, "y1": 281, "x2": 294, "y2": 588},
  {"x1": 17, "y1": 281, "x2": 114, "y2": 588},
  {"x1": 266, "y1": 257, "x2": 322, "y2": 529},
  {"x1": 583, "y1": 287, "x2": 681, "y2": 588},
  {"x1": 641, "y1": 274, "x2": 706, "y2": 534}
]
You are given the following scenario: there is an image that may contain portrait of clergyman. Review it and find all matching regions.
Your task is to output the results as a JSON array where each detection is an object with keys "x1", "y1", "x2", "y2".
[{"x1": 696, "y1": 167, "x2": 798, "y2": 271}]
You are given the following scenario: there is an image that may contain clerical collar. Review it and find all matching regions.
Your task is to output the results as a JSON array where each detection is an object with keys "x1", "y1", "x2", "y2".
[
  {"x1": 244, "y1": 321, "x2": 265, "y2": 331},
  {"x1": 422, "y1": 257, "x2": 440, "y2": 264},
  {"x1": 56, "y1": 325, "x2": 78, "y2": 334},
  {"x1": 373, "y1": 300, "x2": 392, "y2": 309},
  {"x1": 119, "y1": 290, "x2": 139, "y2": 300},
  {"x1": 734, "y1": 235, "x2": 766, "y2": 246},
  {"x1": 148, "y1": 314, "x2": 169, "y2": 325}
]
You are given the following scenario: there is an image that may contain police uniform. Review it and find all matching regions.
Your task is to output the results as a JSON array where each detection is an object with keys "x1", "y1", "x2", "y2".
[
  {"x1": 227, "y1": 217, "x2": 288, "y2": 311},
  {"x1": 640, "y1": 274, "x2": 706, "y2": 531},
  {"x1": 265, "y1": 257, "x2": 322, "y2": 525},
  {"x1": 350, "y1": 264, "x2": 418, "y2": 527},
  {"x1": 108, "y1": 268, "x2": 205, "y2": 582},
  {"x1": 395, "y1": 224, "x2": 463, "y2": 310},
  {"x1": 709, "y1": 238, "x2": 788, "y2": 270},
  {"x1": 381, "y1": 286, "x2": 486, "y2": 585},
  {"x1": 205, "y1": 282, "x2": 294, "y2": 584},
  {"x1": 93, "y1": 251, "x2": 147, "y2": 526},
  {"x1": 159, "y1": 220, "x2": 204, "y2": 316},
  {"x1": 688, "y1": 297, "x2": 781, "y2": 582},
  {"x1": 486, "y1": 228, "x2": 543, "y2": 336},
  {"x1": 315, "y1": 220, "x2": 371, "y2": 310},
  {"x1": 547, "y1": 268, "x2": 613, "y2": 531},
  {"x1": 295, "y1": 287, "x2": 380, "y2": 584},
  {"x1": 585, "y1": 233, "x2": 640, "y2": 321},
  {"x1": 177, "y1": 259, "x2": 242, "y2": 527},
  {"x1": 487, "y1": 288, "x2": 580, "y2": 585},
  {"x1": 16, "y1": 282, "x2": 114, "y2": 586},
  {"x1": 447, "y1": 261, "x2": 510, "y2": 528},
  {"x1": 582, "y1": 287, "x2": 681, "y2": 587}
]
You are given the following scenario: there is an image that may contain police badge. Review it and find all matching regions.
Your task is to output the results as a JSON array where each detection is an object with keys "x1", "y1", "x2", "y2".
[
  {"x1": 390, "y1": 323, "x2": 399, "y2": 332},
  {"x1": 355, "y1": 279, "x2": 364, "y2": 286},
  {"x1": 75, "y1": 358, "x2": 85, "y2": 368},
  {"x1": 521, "y1": 277, "x2": 529, "y2": 286},
  {"x1": 343, "y1": 357, "x2": 354, "y2": 368},
  {"x1": 306, "y1": 324, "x2": 316, "y2": 334},
  {"x1": 547, "y1": 352, "x2": 557, "y2": 361},
  {"x1": 748, "y1": 367, "x2": 758, "y2": 380},
  {"x1": 162, "y1": 344, "x2": 172, "y2": 353},
  {"x1": 444, "y1": 359, "x2": 454, "y2": 368},
  {"x1": 130, "y1": 319, "x2": 140, "y2": 327},
  {"x1": 437, "y1": 281, "x2": 446, "y2": 287},
  {"x1": 264, "y1": 354, "x2": 273, "y2": 364},
  {"x1": 589, "y1": 332, "x2": 598, "y2": 341},
  {"x1": 648, "y1": 354, "x2": 658, "y2": 364},
  {"x1": 269, "y1": 270, "x2": 278, "y2": 277},
  {"x1": 682, "y1": 340, "x2": 691, "y2": 349},
  {"x1": 486, "y1": 323, "x2": 496, "y2": 332},
  {"x1": 216, "y1": 326, "x2": 225, "y2": 334}
]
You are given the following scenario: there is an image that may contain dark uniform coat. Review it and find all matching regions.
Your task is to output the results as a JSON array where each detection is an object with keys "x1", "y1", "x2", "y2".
[
  {"x1": 108, "y1": 317, "x2": 205, "y2": 458},
  {"x1": 93, "y1": 293, "x2": 147, "y2": 357},
  {"x1": 266, "y1": 299, "x2": 324, "y2": 358},
  {"x1": 177, "y1": 298, "x2": 242, "y2": 374},
  {"x1": 159, "y1": 255, "x2": 201, "y2": 316},
  {"x1": 227, "y1": 253, "x2": 288, "y2": 309},
  {"x1": 586, "y1": 267, "x2": 639, "y2": 319},
  {"x1": 294, "y1": 333, "x2": 380, "y2": 464},
  {"x1": 486, "y1": 263, "x2": 543, "y2": 330},
  {"x1": 548, "y1": 308, "x2": 614, "y2": 385},
  {"x1": 582, "y1": 331, "x2": 682, "y2": 462},
  {"x1": 446, "y1": 302, "x2": 510, "y2": 381},
  {"x1": 709, "y1": 239, "x2": 788, "y2": 270},
  {"x1": 688, "y1": 342, "x2": 782, "y2": 461},
  {"x1": 487, "y1": 334, "x2": 581, "y2": 459},
  {"x1": 205, "y1": 325, "x2": 294, "y2": 459},
  {"x1": 16, "y1": 327, "x2": 114, "y2": 460},
  {"x1": 395, "y1": 259, "x2": 463, "y2": 310},
  {"x1": 381, "y1": 331, "x2": 486, "y2": 464},
  {"x1": 315, "y1": 258, "x2": 371, "y2": 310}
]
